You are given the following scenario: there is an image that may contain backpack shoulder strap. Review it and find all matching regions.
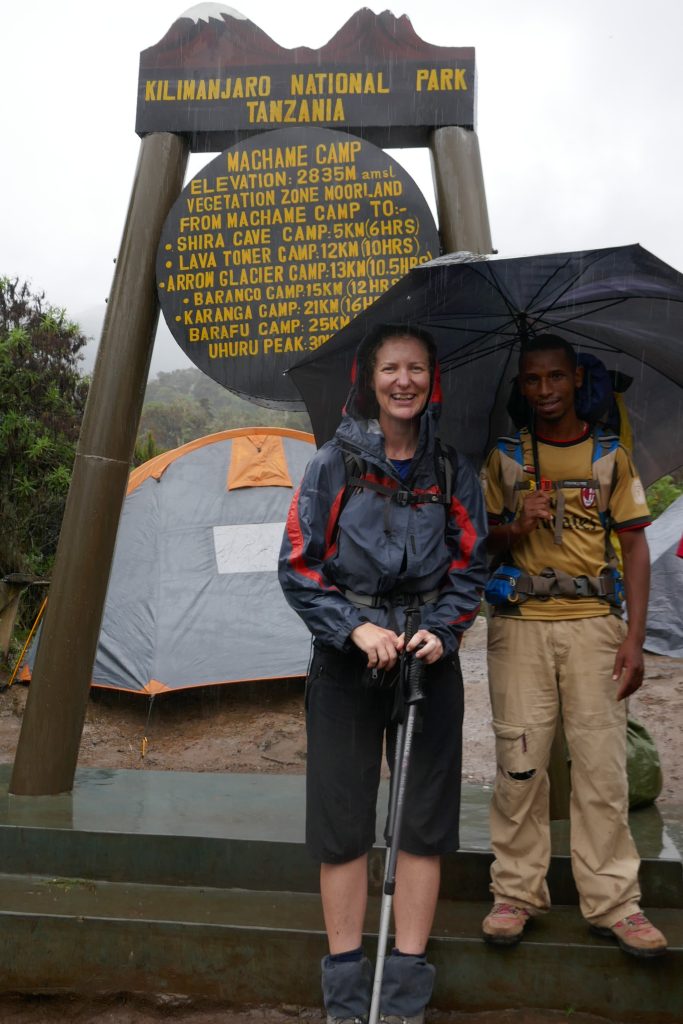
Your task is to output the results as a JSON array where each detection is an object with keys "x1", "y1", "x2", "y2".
[
  {"x1": 342, "y1": 449, "x2": 366, "y2": 489},
  {"x1": 496, "y1": 430, "x2": 527, "y2": 517},
  {"x1": 326, "y1": 449, "x2": 367, "y2": 547},
  {"x1": 591, "y1": 427, "x2": 620, "y2": 518},
  {"x1": 592, "y1": 425, "x2": 620, "y2": 458},
  {"x1": 589, "y1": 427, "x2": 622, "y2": 568},
  {"x1": 435, "y1": 437, "x2": 458, "y2": 505},
  {"x1": 497, "y1": 430, "x2": 525, "y2": 462}
]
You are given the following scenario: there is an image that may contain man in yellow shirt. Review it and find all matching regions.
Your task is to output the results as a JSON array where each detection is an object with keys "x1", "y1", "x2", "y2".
[{"x1": 480, "y1": 334, "x2": 667, "y2": 958}]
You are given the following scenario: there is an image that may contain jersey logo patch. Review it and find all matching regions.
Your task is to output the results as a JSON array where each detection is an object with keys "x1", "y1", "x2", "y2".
[{"x1": 581, "y1": 487, "x2": 597, "y2": 509}]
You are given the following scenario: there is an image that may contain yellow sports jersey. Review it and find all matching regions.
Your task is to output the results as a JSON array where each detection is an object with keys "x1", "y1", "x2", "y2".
[{"x1": 482, "y1": 431, "x2": 650, "y2": 619}]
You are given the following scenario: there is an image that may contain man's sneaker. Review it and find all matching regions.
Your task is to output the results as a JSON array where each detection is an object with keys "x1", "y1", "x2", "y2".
[
  {"x1": 482, "y1": 902, "x2": 531, "y2": 945},
  {"x1": 590, "y1": 912, "x2": 668, "y2": 958},
  {"x1": 326, "y1": 1017, "x2": 366, "y2": 1024}
]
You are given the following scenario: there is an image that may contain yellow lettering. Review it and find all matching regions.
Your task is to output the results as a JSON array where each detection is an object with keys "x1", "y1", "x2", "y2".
[
  {"x1": 415, "y1": 67, "x2": 469, "y2": 92},
  {"x1": 246, "y1": 98, "x2": 345, "y2": 124}
]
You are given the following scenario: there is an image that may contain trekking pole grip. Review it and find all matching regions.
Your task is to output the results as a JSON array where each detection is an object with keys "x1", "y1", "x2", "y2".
[{"x1": 404, "y1": 608, "x2": 426, "y2": 704}]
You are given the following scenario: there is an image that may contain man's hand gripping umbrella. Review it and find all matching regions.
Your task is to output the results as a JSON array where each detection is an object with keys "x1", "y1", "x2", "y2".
[{"x1": 369, "y1": 607, "x2": 427, "y2": 1024}]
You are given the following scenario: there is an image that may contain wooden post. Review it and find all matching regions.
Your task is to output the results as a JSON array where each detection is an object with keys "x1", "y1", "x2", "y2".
[
  {"x1": 10, "y1": 132, "x2": 189, "y2": 796},
  {"x1": 428, "y1": 126, "x2": 493, "y2": 255}
]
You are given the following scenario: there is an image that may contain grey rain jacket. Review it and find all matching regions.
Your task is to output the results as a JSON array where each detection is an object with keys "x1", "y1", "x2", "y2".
[{"x1": 278, "y1": 351, "x2": 487, "y2": 656}]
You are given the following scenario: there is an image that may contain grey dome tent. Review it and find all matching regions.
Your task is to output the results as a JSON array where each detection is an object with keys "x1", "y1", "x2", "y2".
[
  {"x1": 20, "y1": 428, "x2": 315, "y2": 694},
  {"x1": 644, "y1": 494, "x2": 683, "y2": 658}
]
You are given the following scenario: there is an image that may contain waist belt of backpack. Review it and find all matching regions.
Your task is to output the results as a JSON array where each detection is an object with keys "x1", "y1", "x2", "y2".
[
  {"x1": 515, "y1": 567, "x2": 615, "y2": 600},
  {"x1": 343, "y1": 587, "x2": 440, "y2": 609}
]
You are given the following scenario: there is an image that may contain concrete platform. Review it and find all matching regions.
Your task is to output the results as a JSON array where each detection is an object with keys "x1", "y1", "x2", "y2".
[
  {"x1": 1, "y1": 763, "x2": 680, "y2": 858},
  {"x1": 0, "y1": 765, "x2": 681, "y2": 1022}
]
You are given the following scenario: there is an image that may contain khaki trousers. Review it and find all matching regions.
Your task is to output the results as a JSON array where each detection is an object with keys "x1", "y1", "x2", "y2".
[{"x1": 487, "y1": 614, "x2": 641, "y2": 927}]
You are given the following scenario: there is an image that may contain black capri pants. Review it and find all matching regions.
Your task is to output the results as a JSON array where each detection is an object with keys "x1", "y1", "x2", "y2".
[{"x1": 305, "y1": 643, "x2": 464, "y2": 864}]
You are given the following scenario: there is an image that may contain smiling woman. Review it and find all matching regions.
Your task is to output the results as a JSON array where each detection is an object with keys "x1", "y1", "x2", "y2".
[{"x1": 278, "y1": 321, "x2": 487, "y2": 1024}]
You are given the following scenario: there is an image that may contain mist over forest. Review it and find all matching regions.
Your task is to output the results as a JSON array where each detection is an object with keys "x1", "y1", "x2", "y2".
[{"x1": 138, "y1": 367, "x2": 312, "y2": 451}]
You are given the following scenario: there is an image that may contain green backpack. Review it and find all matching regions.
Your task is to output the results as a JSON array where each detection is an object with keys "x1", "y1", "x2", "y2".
[{"x1": 627, "y1": 719, "x2": 663, "y2": 810}]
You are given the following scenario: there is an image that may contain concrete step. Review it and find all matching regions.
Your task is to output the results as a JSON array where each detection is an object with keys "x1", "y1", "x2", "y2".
[
  {"x1": 1, "y1": 767, "x2": 681, "y2": 1019},
  {"x1": 0, "y1": 873, "x2": 680, "y2": 1021},
  {"x1": 1, "y1": 821, "x2": 681, "y2": 908}
]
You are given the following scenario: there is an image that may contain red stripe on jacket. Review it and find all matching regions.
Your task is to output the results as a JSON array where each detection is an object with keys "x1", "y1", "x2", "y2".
[
  {"x1": 448, "y1": 496, "x2": 478, "y2": 570},
  {"x1": 450, "y1": 607, "x2": 479, "y2": 627},
  {"x1": 322, "y1": 485, "x2": 347, "y2": 560},
  {"x1": 285, "y1": 486, "x2": 329, "y2": 588}
]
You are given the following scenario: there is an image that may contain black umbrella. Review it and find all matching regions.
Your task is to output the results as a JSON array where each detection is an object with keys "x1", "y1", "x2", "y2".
[{"x1": 288, "y1": 244, "x2": 683, "y2": 486}]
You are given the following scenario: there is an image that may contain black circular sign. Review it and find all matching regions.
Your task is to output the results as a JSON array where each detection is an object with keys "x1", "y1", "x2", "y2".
[{"x1": 157, "y1": 127, "x2": 440, "y2": 406}]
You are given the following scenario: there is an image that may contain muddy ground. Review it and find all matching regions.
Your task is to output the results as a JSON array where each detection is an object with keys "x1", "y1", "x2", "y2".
[
  {"x1": 2, "y1": 619, "x2": 680, "y2": 801},
  {"x1": 0, "y1": 997, "x2": 641, "y2": 1024},
  {"x1": 0, "y1": 999, "x2": 647, "y2": 1024},
  {"x1": 1, "y1": 617, "x2": 681, "y2": 1023}
]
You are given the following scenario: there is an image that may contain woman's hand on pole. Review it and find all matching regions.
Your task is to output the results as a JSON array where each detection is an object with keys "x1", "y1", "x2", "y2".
[
  {"x1": 400, "y1": 629, "x2": 444, "y2": 665},
  {"x1": 350, "y1": 622, "x2": 401, "y2": 669}
]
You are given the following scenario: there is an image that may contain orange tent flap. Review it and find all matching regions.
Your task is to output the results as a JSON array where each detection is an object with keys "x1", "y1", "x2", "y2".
[
  {"x1": 127, "y1": 428, "x2": 314, "y2": 495},
  {"x1": 227, "y1": 434, "x2": 293, "y2": 490}
]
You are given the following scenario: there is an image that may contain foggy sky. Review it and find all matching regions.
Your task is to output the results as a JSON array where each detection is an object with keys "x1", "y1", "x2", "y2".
[{"x1": 2, "y1": 0, "x2": 682, "y2": 377}]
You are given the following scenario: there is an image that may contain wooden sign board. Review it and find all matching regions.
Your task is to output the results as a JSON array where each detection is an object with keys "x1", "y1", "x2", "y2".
[
  {"x1": 156, "y1": 127, "x2": 440, "y2": 404},
  {"x1": 138, "y1": 7, "x2": 475, "y2": 150}
]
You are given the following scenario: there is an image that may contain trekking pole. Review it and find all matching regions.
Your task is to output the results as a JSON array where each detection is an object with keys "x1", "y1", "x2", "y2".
[{"x1": 369, "y1": 608, "x2": 426, "y2": 1024}]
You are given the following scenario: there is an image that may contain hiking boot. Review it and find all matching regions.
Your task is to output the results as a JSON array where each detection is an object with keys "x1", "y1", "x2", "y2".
[
  {"x1": 590, "y1": 912, "x2": 668, "y2": 958},
  {"x1": 321, "y1": 954, "x2": 372, "y2": 1023},
  {"x1": 379, "y1": 952, "x2": 435, "y2": 1024},
  {"x1": 482, "y1": 902, "x2": 531, "y2": 945}
]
